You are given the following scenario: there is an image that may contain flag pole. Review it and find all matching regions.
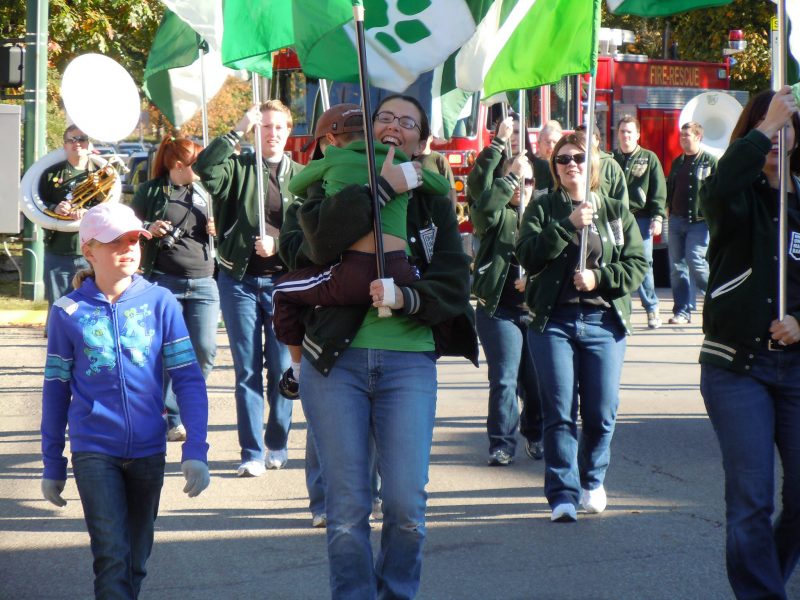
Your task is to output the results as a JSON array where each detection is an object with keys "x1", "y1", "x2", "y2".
[
  {"x1": 579, "y1": 73, "x2": 597, "y2": 272},
  {"x1": 319, "y1": 79, "x2": 331, "y2": 111},
  {"x1": 775, "y1": 0, "x2": 788, "y2": 320},
  {"x1": 197, "y1": 36, "x2": 215, "y2": 258},
  {"x1": 251, "y1": 73, "x2": 268, "y2": 241},
  {"x1": 517, "y1": 89, "x2": 527, "y2": 279},
  {"x1": 351, "y1": 0, "x2": 390, "y2": 317}
]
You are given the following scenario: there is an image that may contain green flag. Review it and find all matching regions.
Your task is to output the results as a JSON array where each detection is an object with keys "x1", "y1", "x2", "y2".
[
  {"x1": 606, "y1": 0, "x2": 732, "y2": 16},
  {"x1": 221, "y1": 0, "x2": 294, "y2": 77},
  {"x1": 142, "y1": 10, "x2": 231, "y2": 127},
  {"x1": 293, "y1": 0, "x2": 478, "y2": 92},
  {"x1": 456, "y1": 0, "x2": 601, "y2": 98}
]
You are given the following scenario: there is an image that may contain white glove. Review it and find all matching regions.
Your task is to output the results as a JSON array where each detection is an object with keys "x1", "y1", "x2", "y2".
[
  {"x1": 41, "y1": 479, "x2": 67, "y2": 507},
  {"x1": 181, "y1": 460, "x2": 210, "y2": 498}
]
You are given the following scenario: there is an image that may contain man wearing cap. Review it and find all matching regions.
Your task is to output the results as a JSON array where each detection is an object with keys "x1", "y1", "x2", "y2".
[
  {"x1": 193, "y1": 100, "x2": 302, "y2": 477},
  {"x1": 39, "y1": 125, "x2": 95, "y2": 334}
]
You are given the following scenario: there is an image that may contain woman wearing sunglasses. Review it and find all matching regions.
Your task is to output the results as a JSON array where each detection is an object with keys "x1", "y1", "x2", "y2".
[
  {"x1": 697, "y1": 87, "x2": 800, "y2": 599},
  {"x1": 466, "y1": 114, "x2": 544, "y2": 467},
  {"x1": 516, "y1": 131, "x2": 646, "y2": 522},
  {"x1": 279, "y1": 94, "x2": 477, "y2": 598}
]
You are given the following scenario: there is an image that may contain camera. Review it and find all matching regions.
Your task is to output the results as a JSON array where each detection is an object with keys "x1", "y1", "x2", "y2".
[{"x1": 159, "y1": 225, "x2": 185, "y2": 251}]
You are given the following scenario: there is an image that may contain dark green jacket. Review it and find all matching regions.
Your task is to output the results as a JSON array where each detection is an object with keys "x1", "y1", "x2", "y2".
[
  {"x1": 666, "y1": 149, "x2": 717, "y2": 223},
  {"x1": 129, "y1": 176, "x2": 213, "y2": 277},
  {"x1": 39, "y1": 160, "x2": 87, "y2": 255},
  {"x1": 467, "y1": 140, "x2": 524, "y2": 317},
  {"x1": 613, "y1": 146, "x2": 667, "y2": 220},
  {"x1": 279, "y1": 181, "x2": 479, "y2": 375},
  {"x1": 516, "y1": 189, "x2": 647, "y2": 334},
  {"x1": 699, "y1": 129, "x2": 800, "y2": 372},
  {"x1": 193, "y1": 131, "x2": 303, "y2": 280},
  {"x1": 599, "y1": 150, "x2": 629, "y2": 209},
  {"x1": 533, "y1": 156, "x2": 554, "y2": 196}
]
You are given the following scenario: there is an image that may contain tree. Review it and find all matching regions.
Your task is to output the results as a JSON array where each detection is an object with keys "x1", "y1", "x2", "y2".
[{"x1": 601, "y1": 0, "x2": 774, "y2": 94}]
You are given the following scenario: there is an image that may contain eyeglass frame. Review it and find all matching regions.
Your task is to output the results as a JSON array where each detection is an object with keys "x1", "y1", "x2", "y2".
[
  {"x1": 554, "y1": 152, "x2": 587, "y2": 166},
  {"x1": 64, "y1": 135, "x2": 90, "y2": 144},
  {"x1": 374, "y1": 110, "x2": 421, "y2": 132}
]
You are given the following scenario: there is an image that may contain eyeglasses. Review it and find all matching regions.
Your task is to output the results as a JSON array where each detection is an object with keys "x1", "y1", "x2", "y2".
[
  {"x1": 554, "y1": 153, "x2": 586, "y2": 165},
  {"x1": 523, "y1": 178, "x2": 534, "y2": 187},
  {"x1": 65, "y1": 136, "x2": 90, "y2": 144},
  {"x1": 375, "y1": 111, "x2": 420, "y2": 131}
]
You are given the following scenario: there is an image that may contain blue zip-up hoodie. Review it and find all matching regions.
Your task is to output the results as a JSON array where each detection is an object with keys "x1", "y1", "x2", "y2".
[{"x1": 41, "y1": 274, "x2": 209, "y2": 481}]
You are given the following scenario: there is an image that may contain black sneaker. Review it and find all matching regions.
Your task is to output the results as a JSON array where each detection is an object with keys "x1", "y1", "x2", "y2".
[
  {"x1": 525, "y1": 439, "x2": 544, "y2": 460},
  {"x1": 278, "y1": 367, "x2": 300, "y2": 399},
  {"x1": 487, "y1": 449, "x2": 514, "y2": 466}
]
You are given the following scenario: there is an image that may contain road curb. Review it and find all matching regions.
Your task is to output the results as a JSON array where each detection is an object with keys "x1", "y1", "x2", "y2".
[{"x1": 0, "y1": 309, "x2": 47, "y2": 327}]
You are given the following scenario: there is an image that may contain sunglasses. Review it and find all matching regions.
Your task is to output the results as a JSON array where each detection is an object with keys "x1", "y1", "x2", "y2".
[
  {"x1": 523, "y1": 178, "x2": 534, "y2": 187},
  {"x1": 554, "y1": 153, "x2": 586, "y2": 165},
  {"x1": 65, "y1": 136, "x2": 90, "y2": 144},
  {"x1": 375, "y1": 111, "x2": 420, "y2": 131}
]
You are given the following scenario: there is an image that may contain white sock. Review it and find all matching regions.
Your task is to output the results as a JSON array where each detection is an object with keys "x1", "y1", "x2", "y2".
[{"x1": 291, "y1": 361, "x2": 301, "y2": 378}]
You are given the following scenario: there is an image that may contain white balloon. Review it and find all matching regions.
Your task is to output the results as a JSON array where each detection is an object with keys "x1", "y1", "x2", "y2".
[{"x1": 62, "y1": 54, "x2": 140, "y2": 142}]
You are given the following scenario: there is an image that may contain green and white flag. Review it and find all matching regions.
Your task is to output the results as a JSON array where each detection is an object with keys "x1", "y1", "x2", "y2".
[
  {"x1": 143, "y1": 10, "x2": 230, "y2": 127},
  {"x1": 161, "y1": 0, "x2": 223, "y2": 51},
  {"x1": 293, "y1": 0, "x2": 478, "y2": 92},
  {"x1": 221, "y1": 0, "x2": 294, "y2": 77},
  {"x1": 606, "y1": 0, "x2": 732, "y2": 16},
  {"x1": 455, "y1": 0, "x2": 601, "y2": 98}
]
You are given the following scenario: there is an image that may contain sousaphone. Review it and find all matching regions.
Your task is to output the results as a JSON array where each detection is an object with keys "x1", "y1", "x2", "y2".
[
  {"x1": 679, "y1": 91, "x2": 743, "y2": 158},
  {"x1": 19, "y1": 54, "x2": 140, "y2": 232}
]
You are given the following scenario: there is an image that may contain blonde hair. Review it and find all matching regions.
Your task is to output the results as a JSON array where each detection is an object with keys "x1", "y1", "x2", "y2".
[{"x1": 73, "y1": 239, "x2": 98, "y2": 289}]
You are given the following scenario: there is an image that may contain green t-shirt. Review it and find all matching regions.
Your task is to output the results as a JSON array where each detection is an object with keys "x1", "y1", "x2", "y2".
[
  {"x1": 38, "y1": 161, "x2": 88, "y2": 255},
  {"x1": 288, "y1": 141, "x2": 450, "y2": 239},
  {"x1": 350, "y1": 307, "x2": 434, "y2": 352}
]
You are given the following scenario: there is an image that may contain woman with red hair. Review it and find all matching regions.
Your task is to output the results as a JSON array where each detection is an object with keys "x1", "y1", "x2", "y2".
[{"x1": 131, "y1": 136, "x2": 219, "y2": 441}]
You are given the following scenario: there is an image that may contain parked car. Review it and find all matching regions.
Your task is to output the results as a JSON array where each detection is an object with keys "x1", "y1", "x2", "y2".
[
  {"x1": 117, "y1": 141, "x2": 151, "y2": 155},
  {"x1": 120, "y1": 151, "x2": 151, "y2": 204},
  {"x1": 93, "y1": 144, "x2": 116, "y2": 156}
]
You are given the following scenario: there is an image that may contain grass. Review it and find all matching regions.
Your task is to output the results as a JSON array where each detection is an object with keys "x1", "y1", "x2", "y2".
[{"x1": 0, "y1": 280, "x2": 48, "y2": 310}]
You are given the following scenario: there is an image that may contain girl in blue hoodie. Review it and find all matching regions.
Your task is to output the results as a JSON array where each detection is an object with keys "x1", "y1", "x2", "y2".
[{"x1": 40, "y1": 203, "x2": 210, "y2": 599}]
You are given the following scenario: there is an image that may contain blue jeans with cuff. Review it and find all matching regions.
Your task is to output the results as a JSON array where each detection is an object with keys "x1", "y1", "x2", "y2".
[
  {"x1": 635, "y1": 216, "x2": 659, "y2": 314},
  {"x1": 527, "y1": 305, "x2": 626, "y2": 508}
]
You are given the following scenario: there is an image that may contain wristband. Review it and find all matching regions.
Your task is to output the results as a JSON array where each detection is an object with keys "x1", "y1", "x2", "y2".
[{"x1": 400, "y1": 162, "x2": 422, "y2": 189}]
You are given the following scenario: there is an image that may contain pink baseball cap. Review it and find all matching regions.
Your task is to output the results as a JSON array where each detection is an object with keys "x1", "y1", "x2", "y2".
[{"x1": 79, "y1": 203, "x2": 152, "y2": 246}]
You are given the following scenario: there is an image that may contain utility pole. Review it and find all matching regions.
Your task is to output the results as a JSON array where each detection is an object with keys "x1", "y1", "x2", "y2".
[{"x1": 21, "y1": 0, "x2": 48, "y2": 301}]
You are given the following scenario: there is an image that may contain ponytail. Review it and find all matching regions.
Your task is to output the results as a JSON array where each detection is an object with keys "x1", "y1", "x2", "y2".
[{"x1": 72, "y1": 266, "x2": 95, "y2": 290}]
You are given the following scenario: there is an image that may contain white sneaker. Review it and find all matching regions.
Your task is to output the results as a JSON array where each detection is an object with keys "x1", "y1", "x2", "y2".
[
  {"x1": 312, "y1": 513, "x2": 327, "y2": 528},
  {"x1": 580, "y1": 485, "x2": 607, "y2": 514},
  {"x1": 551, "y1": 503, "x2": 577, "y2": 522},
  {"x1": 167, "y1": 424, "x2": 186, "y2": 442},
  {"x1": 266, "y1": 448, "x2": 288, "y2": 470},
  {"x1": 236, "y1": 460, "x2": 266, "y2": 477}
]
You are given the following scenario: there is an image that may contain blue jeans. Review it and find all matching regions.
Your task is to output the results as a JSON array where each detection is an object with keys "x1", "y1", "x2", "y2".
[
  {"x1": 72, "y1": 452, "x2": 165, "y2": 600},
  {"x1": 527, "y1": 305, "x2": 626, "y2": 508},
  {"x1": 701, "y1": 354, "x2": 800, "y2": 600},
  {"x1": 44, "y1": 251, "x2": 89, "y2": 331},
  {"x1": 148, "y1": 273, "x2": 219, "y2": 429},
  {"x1": 218, "y1": 270, "x2": 292, "y2": 463},
  {"x1": 635, "y1": 216, "x2": 659, "y2": 313},
  {"x1": 300, "y1": 348, "x2": 437, "y2": 600},
  {"x1": 476, "y1": 304, "x2": 542, "y2": 455},
  {"x1": 667, "y1": 216, "x2": 709, "y2": 318}
]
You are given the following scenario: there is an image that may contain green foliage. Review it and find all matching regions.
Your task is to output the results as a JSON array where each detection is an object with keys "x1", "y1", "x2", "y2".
[{"x1": 602, "y1": 0, "x2": 775, "y2": 94}]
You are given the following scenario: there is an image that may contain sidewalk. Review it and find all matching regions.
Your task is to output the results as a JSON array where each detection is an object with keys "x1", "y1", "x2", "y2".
[{"x1": 0, "y1": 296, "x2": 797, "y2": 599}]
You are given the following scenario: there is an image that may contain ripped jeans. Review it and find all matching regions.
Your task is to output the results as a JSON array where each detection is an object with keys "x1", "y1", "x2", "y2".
[{"x1": 300, "y1": 348, "x2": 437, "y2": 600}]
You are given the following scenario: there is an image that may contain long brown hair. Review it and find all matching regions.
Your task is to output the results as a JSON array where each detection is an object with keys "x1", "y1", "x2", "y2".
[
  {"x1": 549, "y1": 131, "x2": 600, "y2": 192},
  {"x1": 729, "y1": 89, "x2": 800, "y2": 173},
  {"x1": 151, "y1": 136, "x2": 202, "y2": 179}
]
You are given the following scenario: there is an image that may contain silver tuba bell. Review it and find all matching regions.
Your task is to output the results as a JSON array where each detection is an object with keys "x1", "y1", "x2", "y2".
[
  {"x1": 19, "y1": 54, "x2": 140, "y2": 231},
  {"x1": 678, "y1": 91, "x2": 744, "y2": 158}
]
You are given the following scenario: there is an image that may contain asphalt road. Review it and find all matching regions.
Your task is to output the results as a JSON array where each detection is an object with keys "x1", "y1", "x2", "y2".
[{"x1": 1, "y1": 295, "x2": 798, "y2": 599}]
